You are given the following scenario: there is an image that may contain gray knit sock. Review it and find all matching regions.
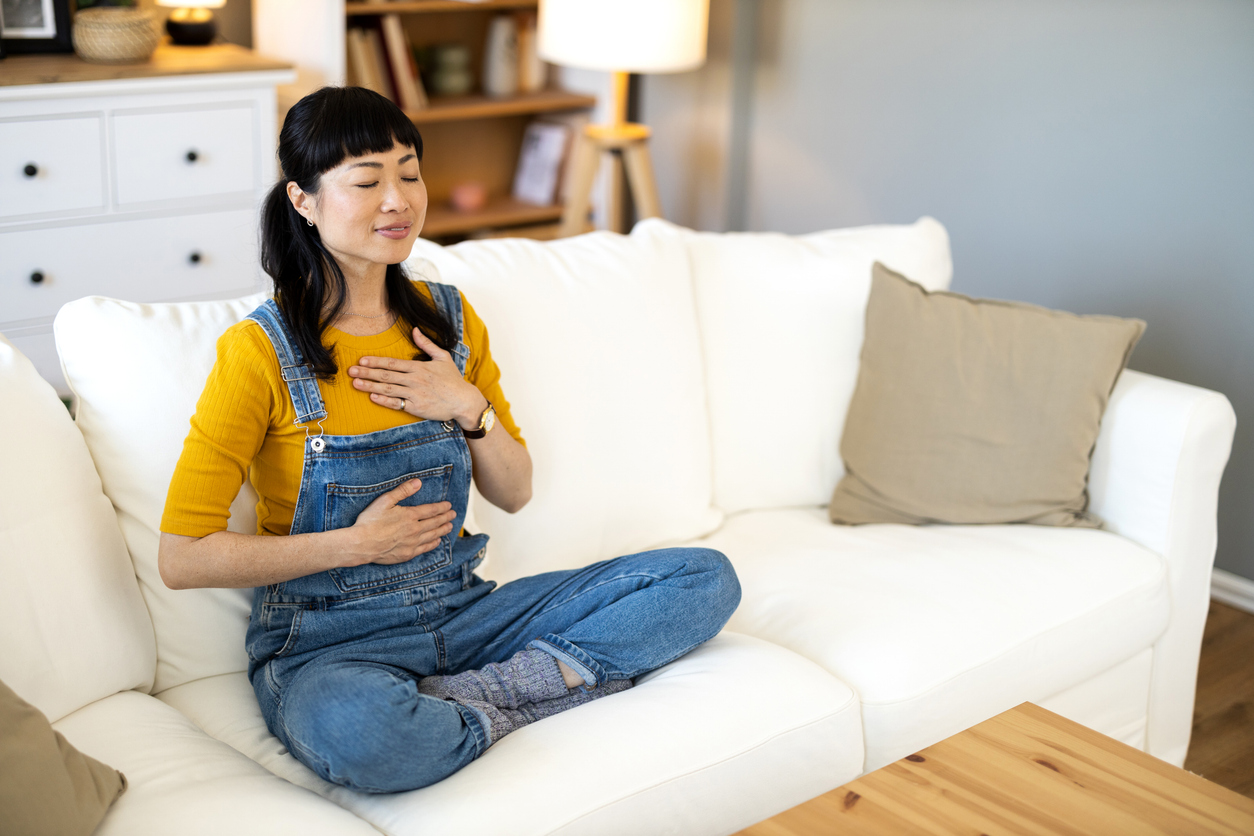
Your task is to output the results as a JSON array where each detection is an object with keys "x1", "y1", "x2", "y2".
[
  {"x1": 417, "y1": 648, "x2": 571, "y2": 709},
  {"x1": 462, "y1": 699, "x2": 530, "y2": 745},
  {"x1": 517, "y1": 677, "x2": 634, "y2": 723}
]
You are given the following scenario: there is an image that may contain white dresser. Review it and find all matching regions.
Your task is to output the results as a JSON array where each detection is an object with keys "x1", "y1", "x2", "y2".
[{"x1": 0, "y1": 46, "x2": 295, "y2": 394}]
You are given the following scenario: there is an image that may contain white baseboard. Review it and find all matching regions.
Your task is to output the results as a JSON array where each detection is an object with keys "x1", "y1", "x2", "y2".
[{"x1": 1211, "y1": 568, "x2": 1254, "y2": 615}]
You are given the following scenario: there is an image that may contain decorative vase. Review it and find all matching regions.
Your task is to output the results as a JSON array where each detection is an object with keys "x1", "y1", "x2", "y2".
[
  {"x1": 430, "y1": 44, "x2": 473, "y2": 97},
  {"x1": 482, "y1": 15, "x2": 519, "y2": 98},
  {"x1": 73, "y1": 8, "x2": 159, "y2": 64}
]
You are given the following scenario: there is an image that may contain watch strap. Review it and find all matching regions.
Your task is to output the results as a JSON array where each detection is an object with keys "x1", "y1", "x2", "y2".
[{"x1": 462, "y1": 402, "x2": 494, "y2": 439}]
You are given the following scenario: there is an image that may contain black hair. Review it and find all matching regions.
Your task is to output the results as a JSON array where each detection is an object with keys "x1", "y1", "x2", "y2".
[{"x1": 259, "y1": 86, "x2": 456, "y2": 378}]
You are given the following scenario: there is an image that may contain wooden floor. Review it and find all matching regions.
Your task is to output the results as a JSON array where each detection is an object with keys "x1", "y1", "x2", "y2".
[{"x1": 1184, "y1": 600, "x2": 1254, "y2": 799}]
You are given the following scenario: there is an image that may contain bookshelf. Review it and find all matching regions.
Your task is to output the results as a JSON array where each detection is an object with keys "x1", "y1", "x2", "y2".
[
  {"x1": 345, "y1": 1, "x2": 539, "y2": 13},
  {"x1": 403, "y1": 89, "x2": 596, "y2": 124},
  {"x1": 423, "y1": 197, "x2": 562, "y2": 238},
  {"x1": 255, "y1": 0, "x2": 596, "y2": 242}
]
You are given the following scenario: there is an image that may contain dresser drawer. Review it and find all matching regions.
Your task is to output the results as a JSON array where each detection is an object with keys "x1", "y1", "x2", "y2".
[
  {"x1": 0, "y1": 115, "x2": 106, "y2": 221},
  {"x1": 112, "y1": 104, "x2": 257, "y2": 206},
  {"x1": 1, "y1": 210, "x2": 261, "y2": 325}
]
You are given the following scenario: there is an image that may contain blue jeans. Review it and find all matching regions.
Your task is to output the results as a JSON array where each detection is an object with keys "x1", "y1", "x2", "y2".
[
  {"x1": 254, "y1": 547, "x2": 739, "y2": 793},
  {"x1": 241, "y1": 290, "x2": 739, "y2": 792}
]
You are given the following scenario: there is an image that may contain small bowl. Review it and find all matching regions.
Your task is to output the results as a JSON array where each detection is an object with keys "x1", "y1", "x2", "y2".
[{"x1": 450, "y1": 182, "x2": 488, "y2": 213}]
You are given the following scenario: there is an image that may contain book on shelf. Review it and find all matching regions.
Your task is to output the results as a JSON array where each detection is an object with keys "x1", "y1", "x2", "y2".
[
  {"x1": 346, "y1": 27, "x2": 379, "y2": 93},
  {"x1": 346, "y1": 25, "x2": 395, "y2": 103},
  {"x1": 380, "y1": 13, "x2": 428, "y2": 111},
  {"x1": 364, "y1": 26, "x2": 397, "y2": 104},
  {"x1": 512, "y1": 121, "x2": 572, "y2": 206}
]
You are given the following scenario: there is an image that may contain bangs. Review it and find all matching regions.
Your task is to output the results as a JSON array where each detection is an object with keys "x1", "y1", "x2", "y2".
[{"x1": 297, "y1": 87, "x2": 424, "y2": 176}]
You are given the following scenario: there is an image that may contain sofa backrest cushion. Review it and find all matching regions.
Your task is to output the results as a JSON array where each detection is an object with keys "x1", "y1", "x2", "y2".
[
  {"x1": 0, "y1": 334, "x2": 156, "y2": 720},
  {"x1": 54, "y1": 295, "x2": 267, "y2": 694},
  {"x1": 408, "y1": 220, "x2": 722, "y2": 582},
  {"x1": 684, "y1": 217, "x2": 954, "y2": 514}
]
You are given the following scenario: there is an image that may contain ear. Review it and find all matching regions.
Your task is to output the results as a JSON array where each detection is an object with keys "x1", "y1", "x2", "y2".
[{"x1": 287, "y1": 181, "x2": 315, "y2": 225}]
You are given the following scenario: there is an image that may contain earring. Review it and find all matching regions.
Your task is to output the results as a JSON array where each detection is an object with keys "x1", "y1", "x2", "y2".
[{"x1": 306, "y1": 219, "x2": 314, "y2": 227}]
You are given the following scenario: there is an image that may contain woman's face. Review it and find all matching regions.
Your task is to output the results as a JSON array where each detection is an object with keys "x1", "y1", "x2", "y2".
[{"x1": 288, "y1": 140, "x2": 427, "y2": 278}]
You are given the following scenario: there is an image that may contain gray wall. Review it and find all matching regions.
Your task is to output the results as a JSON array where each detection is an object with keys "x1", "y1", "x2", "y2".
[{"x1": 644, "y1": 0, "x2": 1254, "y2": 581}]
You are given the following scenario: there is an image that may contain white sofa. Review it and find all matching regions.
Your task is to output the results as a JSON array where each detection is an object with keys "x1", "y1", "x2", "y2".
[{"x1": 0, "y1": 218, "x2": 1235, "y2": 835}]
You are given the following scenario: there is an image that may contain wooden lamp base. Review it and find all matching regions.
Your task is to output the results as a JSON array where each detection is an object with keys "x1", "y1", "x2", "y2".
[{"x1": 559, "y1": 71, "x2": 663, "y2": 237}]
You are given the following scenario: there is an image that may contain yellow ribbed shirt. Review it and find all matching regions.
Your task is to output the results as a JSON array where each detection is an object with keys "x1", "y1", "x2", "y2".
[{"x1": 160, "y1": 285, "x2": 524, "y2": 539}]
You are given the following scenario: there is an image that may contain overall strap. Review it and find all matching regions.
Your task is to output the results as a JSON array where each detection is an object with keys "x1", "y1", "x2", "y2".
[
  {"x1": 423, "y1": 281, "x2": 470, "y2": 375},
  {"x1": 246, "y1": 300, "x2": 328, "y2": 425}
]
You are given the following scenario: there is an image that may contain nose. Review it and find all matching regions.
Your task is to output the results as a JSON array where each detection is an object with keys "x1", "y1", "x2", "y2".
[{"x1": 380, "y1": 178, "x2": 410, "y2": 213}]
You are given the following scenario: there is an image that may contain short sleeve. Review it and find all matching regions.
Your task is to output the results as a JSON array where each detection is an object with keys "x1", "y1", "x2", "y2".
[
  {"x1": 160, "y1": 321, "x2": 282, "y2": 537},
  {"x1": 459, "y1": 292, "x2": 526, "y2": 448}
]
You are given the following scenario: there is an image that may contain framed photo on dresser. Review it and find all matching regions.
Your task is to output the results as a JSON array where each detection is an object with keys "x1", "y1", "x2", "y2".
[{"x1": 0, "y1": 0, "x2": 73, "y2": 54}]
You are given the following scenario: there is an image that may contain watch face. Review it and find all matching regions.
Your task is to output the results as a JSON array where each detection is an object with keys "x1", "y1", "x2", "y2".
[{"x1": 483, "y1": 407, "x2": 497, "y2": 433}]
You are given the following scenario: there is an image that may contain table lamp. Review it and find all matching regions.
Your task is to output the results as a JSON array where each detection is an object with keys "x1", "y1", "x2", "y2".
[
  {"x1": 539, "y1": 0, "x2": 709, "y2": 235},
  {"x1": 157, "y1": 0, "x2": 226, "y2": 46}
]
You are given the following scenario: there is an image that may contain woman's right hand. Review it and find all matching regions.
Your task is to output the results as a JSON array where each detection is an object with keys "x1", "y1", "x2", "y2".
[{"x1": 346, "y1": 479, "x2": 457, "y2": 566}]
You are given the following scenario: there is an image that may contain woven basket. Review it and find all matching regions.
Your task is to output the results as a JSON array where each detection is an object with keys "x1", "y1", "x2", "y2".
[{"x1": 73, "y1": 8, "x2": 159, "y2": 64}]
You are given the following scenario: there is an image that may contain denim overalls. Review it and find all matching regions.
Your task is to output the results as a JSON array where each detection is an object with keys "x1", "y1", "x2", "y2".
[{"x1": 241, "y1": 282, "x2": 741, "y2": 793}]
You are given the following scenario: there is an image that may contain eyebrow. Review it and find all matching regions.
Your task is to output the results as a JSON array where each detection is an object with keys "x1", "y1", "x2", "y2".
[{"x1": 346, "y1": 153, "x2": 417, "y2": 170}]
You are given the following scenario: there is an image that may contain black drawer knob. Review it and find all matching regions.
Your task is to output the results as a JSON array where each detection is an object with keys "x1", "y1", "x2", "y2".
[
  {"x1": 186, "y1": 150, "x2": 199, "y2": 163},
  {"x1": 188, "y1": 251, "x2": 202, "y2": 265},
  {"x1": 30, "y1": 271, "x2": 45, "y2": 284},
  {"x1": 23, "y1": 164, "x2": 38, "y2": 178}
]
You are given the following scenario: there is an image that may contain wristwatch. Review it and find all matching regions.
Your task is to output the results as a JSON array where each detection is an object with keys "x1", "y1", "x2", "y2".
[{"x1": 462, "y1": 401, "x2": 496, "y2": 439}]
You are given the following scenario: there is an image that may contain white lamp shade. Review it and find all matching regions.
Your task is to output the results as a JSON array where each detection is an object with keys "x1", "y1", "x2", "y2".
[
  {"x1": 155, "y1": 0, "x2": 225, "y2": 7},
  {"x1": 539, "y1": 0, "x2": 709, "y2": 74}
]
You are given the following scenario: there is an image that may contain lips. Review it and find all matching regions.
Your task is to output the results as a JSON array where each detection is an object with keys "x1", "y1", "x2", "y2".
[{"x1": 375, "y1": 223, "x2": 412, "y2": 240}]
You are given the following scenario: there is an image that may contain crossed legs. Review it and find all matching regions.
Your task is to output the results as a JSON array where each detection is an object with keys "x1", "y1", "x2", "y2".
[{"x1": 272, "y1": 547, "x2": 740, "y2": 792}]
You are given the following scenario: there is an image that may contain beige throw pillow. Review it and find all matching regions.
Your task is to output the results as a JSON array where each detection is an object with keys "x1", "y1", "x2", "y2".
[
  {"x1": 829, "y1": 263, "x2": 1145, "y2": 527},
  {"x1": 0, "y1": 679, "x2": 127, "y2": 836}
]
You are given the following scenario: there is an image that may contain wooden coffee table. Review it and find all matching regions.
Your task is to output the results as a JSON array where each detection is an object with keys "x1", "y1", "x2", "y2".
[{"x1": 735, "y1": 702, "x2": 1254, "y2": 835}]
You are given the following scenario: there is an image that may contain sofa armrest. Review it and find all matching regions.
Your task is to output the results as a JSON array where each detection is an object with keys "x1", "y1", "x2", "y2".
[{"x1": 1087, "y1": 369, "x2": 1236, "y2": 765}]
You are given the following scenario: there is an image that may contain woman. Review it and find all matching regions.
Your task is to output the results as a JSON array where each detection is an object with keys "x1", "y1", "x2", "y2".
[{"x1": 158, "y1": 86, "x2": 740, "y2": 793}]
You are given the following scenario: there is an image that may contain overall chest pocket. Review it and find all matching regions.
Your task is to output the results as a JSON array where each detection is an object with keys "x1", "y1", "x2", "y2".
[{"x1": 324, "y1": 465, "x2": 454, "y2": 592}]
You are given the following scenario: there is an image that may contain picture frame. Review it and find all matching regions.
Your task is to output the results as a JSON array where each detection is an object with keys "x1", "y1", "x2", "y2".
[
  {"x1": 513, "y1": 121, "x2": 572, "y2": 207},
  {"x1": 0, "y1": 0, "x2": 74, "y2": 55}
]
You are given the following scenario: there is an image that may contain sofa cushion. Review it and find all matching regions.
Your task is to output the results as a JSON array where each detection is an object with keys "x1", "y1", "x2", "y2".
[
  {"x1": 0, "y1": 678, "x2": 126, "y2": 836},
  {"x1": 53, "y1": 691, "x2": 380, "y2": 836},
  {"x1": 159, "y1": 632, "x2": 864, "y2": 836},
  {"x1": 829, "y1": 263, "x2": 1145, "y2": 527},
  {"x1": 684, "y1": 217, "x2": 954, "y2": 515},
  {"x1": 54, "y1": 295, "x2": 268, "y2": 693},
  {"x1": 407, "y1": 220, "x2": 722, "y2": 582},
  {"x1": 0, "y1": 333, "x2": 156, "y2": 720},
  {"x1": 1035, "y1": 648, "x2": 1154, "y2": 751},
  {"x1": 689, "y1": 508, "x2": 1170, "y2": 771}
]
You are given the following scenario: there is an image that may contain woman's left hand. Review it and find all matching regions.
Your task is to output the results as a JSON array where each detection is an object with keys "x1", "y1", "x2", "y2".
[{"x1": 349, "y1": 327, "x2": 486, "y2": 426}]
